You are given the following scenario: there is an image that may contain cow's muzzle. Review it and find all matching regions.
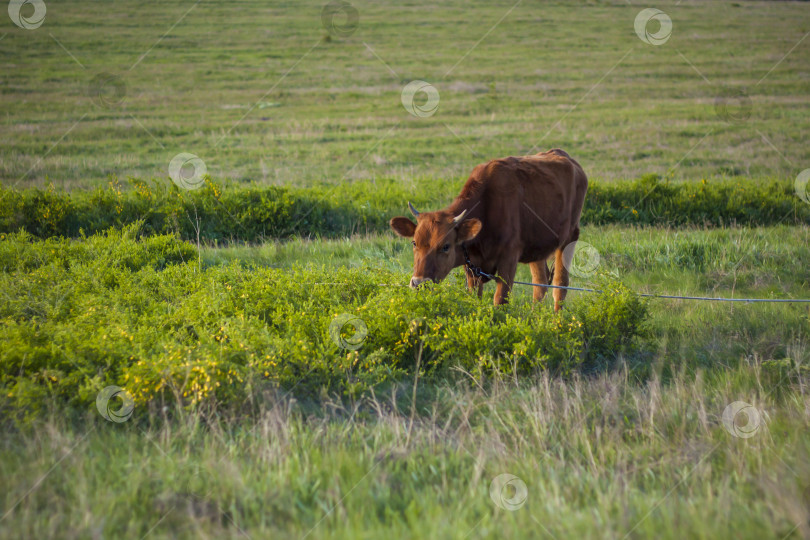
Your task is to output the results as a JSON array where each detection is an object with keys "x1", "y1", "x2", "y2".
[{"x1": 410, "y1": 276, "x2": 433, "y2": 288}]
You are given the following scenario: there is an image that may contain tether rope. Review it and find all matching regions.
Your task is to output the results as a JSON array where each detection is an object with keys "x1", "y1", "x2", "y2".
[
  {"x1": 309, "y1": 279, "x2": 810, "y2": 303},
  {"x1": 511, "y1": 280, "x2": 810, "y2": 303},
  {"x1": 461, "y1": 250, "x2": 810, "y2": 303}
]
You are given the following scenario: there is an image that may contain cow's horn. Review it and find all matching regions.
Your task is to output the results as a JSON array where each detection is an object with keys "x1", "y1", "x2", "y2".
[
  {"x1": 453, "y1": 209, "x2": 468, "y2": 224},
  {"x1": 408, "y1": 201, "x2": 420, "y2": 217}
]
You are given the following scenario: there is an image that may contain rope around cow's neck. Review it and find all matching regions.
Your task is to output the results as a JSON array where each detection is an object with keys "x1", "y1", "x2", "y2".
[{"x1": 461, "y1": 243, "x2": 492, "y2": 280}]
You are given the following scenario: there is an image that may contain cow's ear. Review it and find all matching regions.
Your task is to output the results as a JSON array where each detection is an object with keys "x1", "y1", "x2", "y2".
[
  {"x1": 390, "y1": 217, "x2": 416, "y2": 238},
  {"x1": 456, "y1": 218, "x2": 482, "y2": 243}
]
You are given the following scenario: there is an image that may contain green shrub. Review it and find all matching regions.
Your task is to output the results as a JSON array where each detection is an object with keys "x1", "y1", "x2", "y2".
[
  {"x1": 0, "y1": 175, "x2": 807, "y2": 244},
  {"x1": 0, "y1": 228, "x2": 649, "y2": 419}
]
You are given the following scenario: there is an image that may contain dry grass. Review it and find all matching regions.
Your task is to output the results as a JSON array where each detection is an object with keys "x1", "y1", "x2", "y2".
[{"x1": 2, "y1": 363, "x2": 809, "y2": 539}]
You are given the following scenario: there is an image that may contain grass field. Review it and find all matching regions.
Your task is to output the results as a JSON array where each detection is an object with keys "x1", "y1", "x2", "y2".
[
  {"x1": 3, "y1": 367, "x2": 809, "y2": 539},
  {"x1": 1, "y1": 0, "x2": 809, "y2": 187},
  {"x1": 2, "y1": 0, "x2": 810, "y2": 539}
]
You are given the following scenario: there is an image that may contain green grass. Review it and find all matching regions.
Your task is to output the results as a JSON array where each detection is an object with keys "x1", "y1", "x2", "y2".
[{"x1": 2, "y1": 0, "x2": 809, "y2": 187}]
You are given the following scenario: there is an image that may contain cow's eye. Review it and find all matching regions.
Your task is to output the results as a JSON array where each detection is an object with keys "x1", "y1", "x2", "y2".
[
  {"x1": 412, "y1": 241, "x2": 416, "y2": 247},
  {"x1": 441, "y1": 243, "x2": 451, "y2": 253}
]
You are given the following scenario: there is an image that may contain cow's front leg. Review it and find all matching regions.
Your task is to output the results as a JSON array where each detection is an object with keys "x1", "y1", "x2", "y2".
[
  {"x1": 465, "y1": 269, "x2": 484, "y2": 298},
  {"x1": 493, "y1": 256, "x2": 518, "y2": 305}
]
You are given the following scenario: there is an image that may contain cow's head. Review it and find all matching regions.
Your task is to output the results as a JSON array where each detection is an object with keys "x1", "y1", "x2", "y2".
[{"x1": 390, "y1": 202, "x2": 482, "y2": 287}]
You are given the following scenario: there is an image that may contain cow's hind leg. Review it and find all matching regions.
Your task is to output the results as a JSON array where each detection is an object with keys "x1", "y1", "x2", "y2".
[
  {"x1": 528, "y1": 260, "x2": 550, "y2": 302},
  {"x1": 552, "y1": 228, "x2": 579, "y2": 312},
  {"x1": 552, "y1": 247, "x2": 572, "y2": 312}
]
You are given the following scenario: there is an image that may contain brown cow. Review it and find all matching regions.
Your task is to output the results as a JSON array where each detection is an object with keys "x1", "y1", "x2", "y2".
[{"x1": 389, "y1": 149, "x2": 588, "y2": 310}]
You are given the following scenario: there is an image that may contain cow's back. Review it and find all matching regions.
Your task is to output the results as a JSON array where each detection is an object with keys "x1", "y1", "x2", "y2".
[
  {"x1": 522, "y1": 149, "x2": 588, "y2": 231},
  {"x1": 458, "y1": 150, "x2": 587, "y2": 264},
  {"x1": 450, "y1": 149, "x2": 587, "y2": 266}
]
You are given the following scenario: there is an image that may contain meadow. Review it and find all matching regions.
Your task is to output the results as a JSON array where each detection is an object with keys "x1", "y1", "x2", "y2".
[
  {"x1": 1, "y1": 0, "x2": 809, "y2": 187},
  {"x1": 1, "y1": 0, "x2": 810, "y2": 538}
]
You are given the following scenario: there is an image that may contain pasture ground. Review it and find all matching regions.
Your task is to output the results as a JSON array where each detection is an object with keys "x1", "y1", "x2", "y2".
[
  {"x1": 3, "y1": 363, "x2": 809, "y2": 539},
  {"x1": 1, "y1": 0, "x2": 809, "y2": 186}
]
